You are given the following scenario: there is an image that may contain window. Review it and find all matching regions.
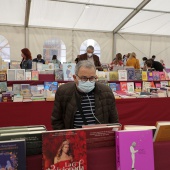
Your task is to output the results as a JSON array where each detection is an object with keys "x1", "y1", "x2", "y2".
[
  {"x1": 80, "y1": 39, "x2": 101, "y2": 57},
  {"x1": 43, "y1": 38, "x2": 66, "y2": 63},
  {"x1": 0, "y1": 35, "x2": 10, "y2": 62}
]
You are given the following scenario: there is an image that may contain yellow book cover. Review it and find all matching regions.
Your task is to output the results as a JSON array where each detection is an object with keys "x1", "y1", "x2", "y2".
[
  {"x1": 154, "y1": 121, "x2": 170, "y2": 142},
  {"x1": 109, "y1": 71, "x2": 118, "y2": 81},
  {"x1": 142, "y1": 71, "x2": 148, "y2": 81}
]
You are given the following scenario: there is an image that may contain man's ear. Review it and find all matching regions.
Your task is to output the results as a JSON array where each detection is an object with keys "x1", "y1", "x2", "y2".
[{"x1": 73, "y1": 75, "x2": 76, "y2": 81}]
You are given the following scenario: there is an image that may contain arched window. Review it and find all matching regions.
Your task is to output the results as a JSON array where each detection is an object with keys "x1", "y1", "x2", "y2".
[
  {"x1": 80, "y1": 39, "x2": 101, "y2": 57},
  {"x1": 0, "y1": 35, "x2": 10, "y2": 62},
  {"x1": 43, "y1": 38, "x2": 66, "y2": 63}
]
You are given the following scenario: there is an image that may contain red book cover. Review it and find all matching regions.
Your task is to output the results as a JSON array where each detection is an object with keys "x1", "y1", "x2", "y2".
[
  {"x1": 159, "y1": 72, "x2": 165, "y2": 80},
  {"x1": 42, "y1": 130, "x2": 87, "y2": 170},
  {"x1": 120, "y1": 82, "x2": 127, "y2": 92}
]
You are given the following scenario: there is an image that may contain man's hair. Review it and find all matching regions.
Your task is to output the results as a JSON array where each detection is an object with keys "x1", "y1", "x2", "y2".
[
  {"x1": 152, "y1": 55, "x2": 156, "y2": 59},
  {"x1": 86, "y1": 45, "x2": 94, "y2": 51},
  {"x1": 75, "y1": 60, "x2": 96, "y2": 75}
]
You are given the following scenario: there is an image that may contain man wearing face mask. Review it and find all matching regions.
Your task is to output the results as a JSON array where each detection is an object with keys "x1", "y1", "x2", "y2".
[
  {"x1": 51, "y1": 60, "x2": 119, "y2": 130},
  {"x1": 78, "y1": 45, "x2": 102, "y2": 70}
]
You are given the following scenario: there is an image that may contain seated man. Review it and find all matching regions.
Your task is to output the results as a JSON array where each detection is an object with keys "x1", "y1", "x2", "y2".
[
  {"x1": 78, "y1": 45, "x2": 102, "y2": 70},
  {"x1": 51, "y1": 60, "x2": 119, "y2": 130},
  {"x1": 33, "y1": 54, "x2": 45, "y2": 64}
]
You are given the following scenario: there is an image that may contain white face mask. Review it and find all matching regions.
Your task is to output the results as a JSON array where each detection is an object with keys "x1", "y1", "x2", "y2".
[
  {"x1": 87, "y1": 53, "x2": 93, "y2": 57},
  {"x1": 77, "y1": 80, "x2": 95, "y2": 93}
]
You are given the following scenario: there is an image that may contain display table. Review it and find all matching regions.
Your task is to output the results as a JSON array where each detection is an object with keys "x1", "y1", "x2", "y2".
[
  {"x1": 26, "y1": 142, "x2": 170, "y2": 170},
  {"x1": 1, "y1": 98, "x2": 170, "y2": 130}
]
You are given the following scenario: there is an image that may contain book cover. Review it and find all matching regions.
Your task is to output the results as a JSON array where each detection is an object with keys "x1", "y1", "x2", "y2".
[
  {"x1": 147, "y1": 71, "x2": 153, "y2": 81},
  {"x1": 120, "y1": 82, "x2": 127, "y2": 92},
  {"x1": 0, "y1": 139, "x2": 26, "y2": 170},
  {"x1": 15, "y1": 69, "x2": 25, "y2": 80},
  {"x1": 55, "y1": 69, "x2": 63, "y2": 80},
  {"x1": 116, "y1": 130, "x2": 154, "y2": 170},
  {"x1": 109, "y1": 71, "x2": 118, "y2": 81},
  {"x1": 32, "y1": 70, "x2": 39, "y2": 80},
  {"x1": 142, "y1": 71, "x2": 148, "y2": 81},
  {"x1": 44, "y1": 82, "x2": 58, "y2": 97},
  {"x1": 126, "y1": 68, "x2": 135, "y2": 81},
  {"x1": 159, "y1": 72, "x2": 166, "y2": 80},
  {"x1": 42, "y1": 130, "x2": 87, "y2": 170},
  {"x1": 97, "y1": 71, "x2": 107, "y2": 81},
  {"x1": 0, "y1": 82, "x2": 8, "y2": 92},
  {"x1": 63, "y1": 63, "x2": 76, "y2": 81},
  {"x1": 118, "y1": 70, "x2": 127, "y2": 81},
  {"x1": 0, "y1": 72, "x2": 6, "y2": 81},
  {"x1": 127, "y1": 82, "x2": 134, "y2": 93},
  {"x1": 109, "y1": 83, "x2": 117, "y2": 92},
  {"x1": 25, "y1": 71, "x2": 32, "y2": 80},
  {"x1": 135, "y1": 69, "x2": 142, "y2": 80},
  {"x1": 142, "y1": 81, "x2": 151, "y2": 92},
  {"x1": 13, "y1": 84, "x2": 21, "y2": 95},
  {"x1": 160, "y1": 81, "x2": 168, "y2": 88},
  {"x1": 152, "y1": 71, "x2": 160, "y2": 81},
  {"x1": 154, "y1": 121, "x2": 170, "y2": 142},
  {"x1": 10, "y1": 61, "x2": 21, "y2": 69},
  {"x1": 7, "y1": 69, "x2": 16, "y2": 81},
  {"x1": 155, "y1": 83, "x2": 161, "y2": 88},
  {"x1": 135, "y1": 82, "x2": 142, "y2": 92}
]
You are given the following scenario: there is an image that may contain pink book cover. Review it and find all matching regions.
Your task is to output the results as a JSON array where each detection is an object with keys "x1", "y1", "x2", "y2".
[
  {"x1": 159, "y1": 72, "x2": 165, "y2": 80},
  {"x1": 135, "y1": 83, "x2": 142, "y2": 92},
  {"x1": 116, "y1": 130, "x2": 154, "y2": 170},
  {"x1": 120, "y1": 82, "x2": 127, "y2": 92},
  {"x1": 152, "y1": 71, "x2": 160, "y2": 81},
  {"x1": 42, "y1": 130, "x2": 87, "y2": 170}
]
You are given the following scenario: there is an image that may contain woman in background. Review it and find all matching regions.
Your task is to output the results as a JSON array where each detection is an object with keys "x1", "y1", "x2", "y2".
[
  {"x1": 109, "y1": 53, "x2": 123, "y2": 70},
  {"x1": 126, "y1": 52, "x2": 140, "y2": 69},
  {"x1": 20, "y1": 48, "x2": 32, "y2": 69}
]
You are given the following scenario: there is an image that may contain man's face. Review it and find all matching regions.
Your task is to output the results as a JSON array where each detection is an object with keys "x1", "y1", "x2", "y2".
[
  {"x1": 73, "y1": 67, "x2": 96, "y2": 86},
  {"x1": 87, "y1": 49, "x2": 94, "y2": 54}
]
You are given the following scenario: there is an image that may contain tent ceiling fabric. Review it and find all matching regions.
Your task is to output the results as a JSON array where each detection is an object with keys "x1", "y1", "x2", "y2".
[{"x1": 1, "y1": 0, "x2": 170, "y2": 35}]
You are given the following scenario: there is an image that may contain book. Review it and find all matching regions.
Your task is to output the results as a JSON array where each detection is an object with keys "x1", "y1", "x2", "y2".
[
  {"x1": 118, "y1": 70, "x2": 127, "y2": 81},
  {"x1": 15, "y1": 69, "x2": 25, "y2": 80},
  {"x1": 135, "y1": 82, "x2": 142, "y2": 92},
  {"x1": 32, "y1": 70, "x2": 39, "y2": 80},
  {"x1": 147, "y1": 71, "x2": 153, "y2": 81},
  {"x1": 0, "y1": 82, "x2": 8, "y2": 92},
  {"x1": 0, "y1": 139, "x2": 26, "y2": 170},
  {"x1": 160, "y1": 81, "x2": 168, "y2": 88},
  {"x1": 0, "y1": 125, "x2": 46, "y2": 156},
  {"x1": 135, "y1": 69, "x2": 142, "y2": 80},
  {"x1": 44, "y1": 82, "x2": 58, "y2": 97},
  {"x1": 127, "y1": 82, "x2": 134, "y2": 93},
  {"x1": 10, "y1": 60, "x2": 21, "y2": 69},
  {"x1": 7, "y1": 69, "x2": 16, "y2": 81},
  {"x1": 109, "y1": 83, "x2": 117, "y2": 92},
  {"x1": 0, "y1": 72, "x2": 6, "y2": 81},
  {"x1": 154, "y1": 121, "x2": 170, "y2": 142},
  {"x1": 120, "y1": 82, "x2": 127, "y2": 92},
  {"x1": 116, "y1": 130, "x2": 154, "y2": 170},
  {"x1": 55, "y1": 69, "x2": 63, "y2": 80},
  {"x1": 63, "y1": 63, "x2": 76, "y2": 81},
  {"x1": 13, "y1": 84, "x2": 21, "y2": 95},
  {"x1": 142, "y1": 71, "x2": 148, "y2": 81},
  {"x1": 124, "y1": 125, "x2": 156, "y2": 136},
  {"x1": 159, "y1": 72, "x2": 166, "y2": 80},
  {"x1": 109, "y1": 71, "x2": 118, "y2": 81},
  {"x1": 25, "y1": 71, "x2": 32, "y2": 80},
  {"x1": 142, "y1": 81, "x2": 151, "y2": 92},
  {"x1": 126, "y1": 68, "x2": 135, "y2": 81},
  {"x1": 42, "y1": 130, "x2": 87, "y2": 170},
  {"x1": 152, "y1": 71, "x2": 160, "y2": 81}
]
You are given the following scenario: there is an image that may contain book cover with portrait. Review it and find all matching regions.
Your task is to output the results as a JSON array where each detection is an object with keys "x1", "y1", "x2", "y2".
[
  {"x1": 116, "y1": 130, "x2": 154, "y2": 170},
  {"x1": 63, "y1": 63, "x2": 76, "y2": 81},
  {"x1": 42, "y1": 130, "x2": 87, "y2": 170},
  {"x1": 0, "y1": 139, "x2": 26, "y2": 170}
]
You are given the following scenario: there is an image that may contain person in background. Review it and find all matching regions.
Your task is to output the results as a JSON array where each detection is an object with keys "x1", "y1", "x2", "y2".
[
  {"x1": 109, "y1": 53, "x2": 123, "y2": 70},
  {"x1": 152, "y1": 55, "x2": 156, "y2": 60},
  {"x1": 141, "y1": 57, "x2": 148, "y2": 69},
  {"x1": 75, "y1": 55, "x2": 80, "y2": 64},
  {"x1": 150, "y1": 59, "x2": 164, "y2": 71},
  {"x1": 20, "y1": 48, "x2": 32, "y2": 69},
  {"x1": 78, "y1": 45, "x2": 102, "y2": 70},
  {"x1": 126, "y1": 52, "x2": 140, "y2": 69},
  {"x1": 123, "y1": 53, "x2": 130, "y2": 66},
  {"x1": 51, "y1": 55, "x2": 61, "y2": 65},
  {"x1": 144, "y1": 60, "x2": 155, "y2": 71},
  {"x1": 51, "y1": 60, "x2": 119, "y2": 130},
  {"x1": 160, "y1": 59, "x2": 165, "y2": 68},
  {"x1": 33, "y1": 54, "x2": 45, "y2": 64}
]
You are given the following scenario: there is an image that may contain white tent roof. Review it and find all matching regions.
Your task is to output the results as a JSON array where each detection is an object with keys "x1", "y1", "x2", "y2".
[{"x1": 1, "y1": 0, "x2": 170, "y2": 35}]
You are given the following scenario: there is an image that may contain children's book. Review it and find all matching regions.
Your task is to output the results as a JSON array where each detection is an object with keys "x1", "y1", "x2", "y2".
[
  {"x1": 152, "y1": 71, "x2": 160, "y2": 81},
  {"x1": 63, "y1": 63, "x2": 76, "y2": 81},
  {"x1": 160, "y1": 81, "x2": 168, "y2": 88},
  {"x1": 25, "y1": 71, "x2": 32, "y2": 80},
  {"x1": 7, "y1": 69, "x2": 16, "y2": 81},
  {"x1": 135, "y1": 82, "x2": 142, "y2": 92},
  {"x1": 109, "y1": 83, "x2": 117, "y2": 92},
  {"x1": 55, "y1": 69, "x2": 63, "y2": 80},
  {"x1": 0, "y1": 82, "x2": 8, "y2": 92},
  {"x1": 142, "y1": 71, "x2": 148, "y2": 81},
  {"x1": 116, "y1": 130, "x2": 154, "y2": 170},
  {"x1": 126, "y1": 68, "x2": 135, "y2": 81},
  {"x1": 109, "y1": 71, "x2": 118, "y2": 81},
  {"x1": 32, "y1": 70, "x2": 39, "y2": 80},
  {"x1": 135, "y1": 69, "x2": 142, "y2": 80},
  {"x1": 127, "y1": 82, "x2": 134, "y2": 93},
  {"x1": 0, "y1": 139, "x2": 26, "y2": 170},
  {"x1": 120, "y1": 82, "x2": 127, "y2": 92},
  {"x1": 42, "y1": 130, "x2": 87, "y2": 170},
  {"x1": 118, "y1": 70, "x2": 127, "y2": 81},
  {"x1": 15, "y1": 69, "x2": 25, "y2": 80},
  {"x1": 147, "y1": 71, "x2": 153, "y2": 81},
  {"x1": 159, "y1": 72, "x2": 165, "y2": 80}
]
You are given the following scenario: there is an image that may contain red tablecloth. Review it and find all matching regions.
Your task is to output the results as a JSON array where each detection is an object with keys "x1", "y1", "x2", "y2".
[{"x1": 1, "y1": 98, "x2": 170, "y2": 130}]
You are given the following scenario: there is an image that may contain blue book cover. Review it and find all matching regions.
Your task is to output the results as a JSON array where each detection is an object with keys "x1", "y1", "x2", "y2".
[
  {"x1": 109, "y1": 83, "x2": 117, "y2": 92},
  {"x1": 126, "y1": 68, "x2": 135, "y2": 80},
  {"x1": 44, "y1": 82, "x2": 58, "y2": 94},
  {"x1": 116, "y1": 83, "x2": 121, "y2": 91},
  {"x1": 0, "y1": 139, "x2": 26, "y2": 170}
]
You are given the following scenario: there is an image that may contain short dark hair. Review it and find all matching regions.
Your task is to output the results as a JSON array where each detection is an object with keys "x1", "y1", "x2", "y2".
[
  {"x1": 142, "y1": 57, "x2": 148, "y2": 61},
  {"x1": 152, "y1": 55, "x2": 156, "y2": 59},
  {"x1": 37, "y1": 54, "x2": 42, "y2": 59},
  {"x1": 145, "y1": 59, "x2": 152, "y2": 67},
  {"x1": 52, "y1": 55, "x2": 57, "y2": 60}
]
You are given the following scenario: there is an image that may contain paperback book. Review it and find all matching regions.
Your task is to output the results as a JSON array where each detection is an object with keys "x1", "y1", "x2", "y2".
[
  {"x1": 63, "y1": 63, "x2": 76, "y2": 81},
  {"x1": 0, "y1": 139, "x2": 26, "y2": 170},
  {"x1": 42, "y1": 130, "x2": 87, "y2": 170},
  {"x1": 116, "y1": 130, "x2": 154, "y2": 170}
]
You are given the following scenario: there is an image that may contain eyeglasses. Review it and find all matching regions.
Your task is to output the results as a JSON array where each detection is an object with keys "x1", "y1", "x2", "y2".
[{"x1": 76, "y1": 75, "x2": 97, "y2": 82}]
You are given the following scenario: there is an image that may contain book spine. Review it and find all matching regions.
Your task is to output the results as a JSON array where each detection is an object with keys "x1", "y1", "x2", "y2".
[{"x1": 116, "y1": 132, "x2": 121, "y2": 170}]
